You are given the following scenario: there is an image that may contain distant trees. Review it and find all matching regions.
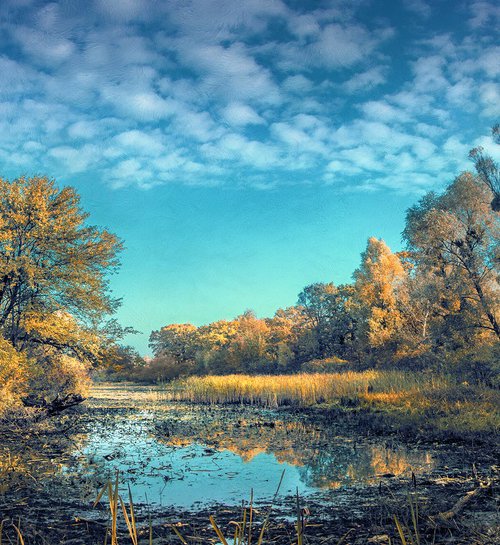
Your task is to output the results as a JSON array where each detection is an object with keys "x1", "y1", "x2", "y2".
[
  {"x1": 0, "y1": 176, "x2": 124, "y2": 405},
  {"x1": 149, "y1": 323, "x2": 199, "y2": 362}
]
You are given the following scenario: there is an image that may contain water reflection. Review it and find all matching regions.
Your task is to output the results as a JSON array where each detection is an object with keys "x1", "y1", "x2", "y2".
[{"x1": 64, "y1": 406, "x2": 434, "y2": 508}]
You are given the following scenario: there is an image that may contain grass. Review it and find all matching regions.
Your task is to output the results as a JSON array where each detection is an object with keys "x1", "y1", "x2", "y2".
[
  {"x1": 165, "y1": 371, "x2": 500, "y2": 436},
  {"x1": 91, "y1": 471, "x2": 314, "y2": 545}
]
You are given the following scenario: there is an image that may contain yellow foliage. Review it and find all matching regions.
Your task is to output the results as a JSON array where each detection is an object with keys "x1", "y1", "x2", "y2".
[
  {"x1": 27, "y1": 351, "x2": 91, "y2": 399},
  {"x1": 354, "y1": 237, "x2": 406, "y2": 348},
  {"x1": 0, "y1": 338, "x2": 28, "y2": 414}
]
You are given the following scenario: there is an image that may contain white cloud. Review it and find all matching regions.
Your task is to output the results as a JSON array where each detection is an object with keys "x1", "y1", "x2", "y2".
[
  {"x1": 10, "y1": 25, "x2": 76, "y2": 66},
  {"x1": 68, "y1": 120, "x2": 102, "y2": 140},
  {"x1": 223, "y1": 102, "x2": 265, "y2": 126},
  {"x1": 114, "y1": 130, "x2": 165, "y2": 155},
  {"x1": 361, "y1": 100, "x2": 412, "y2": 123},
  {"x1": 468, "y1": 1, "x2": 500, "y2": 28},
  {"x1": 343, "y1": 66, "x2": 388, "y2": 93},
  {"x1": 282, "y1": 75, "x2": 313, "y2": 94},
  {"x1": 0, "y1": 0, "x2": 497, "y2": 193},
  {"x1": 49, "y1": 144, "x2": 102, "y2": 173},
  {"x1": 403, "y1": 0, "x2": 432, "y2": 18},
  {"x1": 101, "y1": 87, "x2": 178, "y2": 121},
  {"x1": 478, "y1": 82, "x2": 500, "y2": 116}
]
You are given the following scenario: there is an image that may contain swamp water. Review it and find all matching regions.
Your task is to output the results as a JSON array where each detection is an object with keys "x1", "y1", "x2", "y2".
[{"x1": 63, "y1": 384, "x2": 436, "y2": 510}]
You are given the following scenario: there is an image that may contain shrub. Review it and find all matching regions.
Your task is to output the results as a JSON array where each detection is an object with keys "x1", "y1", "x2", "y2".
[
  {"x1": 27, "y1": 351, "x2": 91, "y2": 400},
  {"x1": 0, "y1": 338, "x2": 29, "y2": 414},
  {"x1": 131, "y1": 355, "x2": 196, "y2": 383},
  {"x1": 301, "y1": 356, "x2": 349, "y2": 373},
  {"x1": 452, "y1": 343, "x2": 500, "y2": 387}
]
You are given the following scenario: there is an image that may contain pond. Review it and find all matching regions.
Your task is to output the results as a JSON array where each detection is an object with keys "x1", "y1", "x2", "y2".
[{"x1": 64, "y1": 384, "x2": 436, "y2": 509}]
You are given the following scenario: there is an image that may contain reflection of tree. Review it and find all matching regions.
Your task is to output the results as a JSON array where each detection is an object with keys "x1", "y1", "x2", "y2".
[
  {"x1": 298, "y1": 444, "x2": 373, "y2": 488},
  {"x1": 157, "y1": 408, "x2": 434, "y2": 490},
  {"x1": 0, "y1": 421, "x2": 91, "y2": 499}
]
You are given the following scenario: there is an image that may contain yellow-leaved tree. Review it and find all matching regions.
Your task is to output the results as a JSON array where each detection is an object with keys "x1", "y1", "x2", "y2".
[
  {"x1": 353, "y1": 237, "x2": 406, "y2": 353},
  {"x1": 0, "y1": 176, "x2": 123, "y2": 404}
]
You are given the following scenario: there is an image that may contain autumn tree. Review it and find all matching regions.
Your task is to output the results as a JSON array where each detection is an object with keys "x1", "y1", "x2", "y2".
[
  {"x1": 100, "y1": 344, "x2": 145, "y2": 376},
  {"x1": 227, "y1": 310, "x2": 271, "y2": 373},
  {"x1": 266, "y1": 306, "x2": 310, "y2": 370},
  {"x1": 0, "y1": 176, "x2": 123, "y2": 397},
  {"x1": 353, "y1": 238, "x2": 406, "y2": 352},
  {"x1": 403, "y1": 172, "x2": 500, "y2": 341}
]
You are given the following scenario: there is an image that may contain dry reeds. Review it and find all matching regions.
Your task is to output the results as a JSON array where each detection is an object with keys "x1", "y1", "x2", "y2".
[{"x1": 167, "y1": 371, "x2": 445, "y2": 408}]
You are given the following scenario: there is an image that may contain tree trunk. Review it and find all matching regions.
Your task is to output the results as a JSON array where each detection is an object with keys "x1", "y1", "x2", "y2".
[{"x1": 471, "y1": 276, "x2": 500, "y2": 338}]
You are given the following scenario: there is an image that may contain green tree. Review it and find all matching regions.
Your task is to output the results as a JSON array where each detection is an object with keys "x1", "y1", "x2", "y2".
[
  {"x1": 149, "y1": 323, "x2": 199, "y2": 362},
  {"x1": 297, "y1": 283, "x2": 356, "y2": 361}
]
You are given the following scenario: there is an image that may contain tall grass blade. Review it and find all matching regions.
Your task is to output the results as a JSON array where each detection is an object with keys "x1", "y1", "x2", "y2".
[
  {"x1": 12, "y1": 525, "x2": 24, "y2": 545},
  {"x1": 394, "y1": 515, "x2": 408, "y2": 545},
  {"x1": 248, "y1": 489, "x2": 254, "y2": 545},
  {"x1": 257, "y1": 469, "x2": 285, "y2": 544},
  {"x1": 171, "y1": 524, "x2": 189, "y2": 545},
  {"x1": 296, "y1": 488, "x2": 303, "y2": 545},
  {"x1": 210, "y1": 515, "x2": 230, "y2": 545}
]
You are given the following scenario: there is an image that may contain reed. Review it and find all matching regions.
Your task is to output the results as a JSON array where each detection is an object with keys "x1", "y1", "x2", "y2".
[
  {"x1": 167, "y1": 371, "x2": 447, "y2": 407},
  {"x1": 164, "y1": 371, "x2": 500, "y2": 434}
]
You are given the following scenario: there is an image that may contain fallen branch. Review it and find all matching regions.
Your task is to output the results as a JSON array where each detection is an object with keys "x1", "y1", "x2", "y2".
[
  {"x1": 22, "y1": 393, "x2": 86, "y2": 418},
  {"x1": 431, "y1": 481, "x2": 492, "y2": 525}
]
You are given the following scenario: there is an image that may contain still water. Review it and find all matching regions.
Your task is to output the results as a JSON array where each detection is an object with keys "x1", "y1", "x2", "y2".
[{"x1": 67, "y1": 405, "x2": 434, "y2": 509}]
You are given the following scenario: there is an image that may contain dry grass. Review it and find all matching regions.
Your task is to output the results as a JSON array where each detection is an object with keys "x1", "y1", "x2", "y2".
[
  {"x1": 166, "y1": 371, "x2": 500, "y2": 435},
  {"x1": 167, "y1": 371, "x2": 445, "y2": 407}
]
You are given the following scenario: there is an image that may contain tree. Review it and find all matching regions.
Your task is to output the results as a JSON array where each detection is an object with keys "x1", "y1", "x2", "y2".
[
  {"x1": 297, "y1": 283, "x2": 356, "y2": 360},
  {"x1": 0, "y1": 176, "x2": 123, "y2": 393},
  {"x1": 266, "y1": 306, "x2": 309, "y2": 370},
  {"x1": 469, "y1": 124, "x2": 500, "y2": 211},
  {"x1": 100, "y1": 344, "x2": 145, "y2": 376},
  {"x1": 403, "y1": 172, "x2": 500, "y2": 340},
  {"x1": 228, "y1": 310, "x2": 271, "y2": 373},
  {"x1": 353, "y1": 238, "x2": 406, "y2": 351},
  {"x1": 149, "y1": 323, "x2": 199, "y2": 361}
]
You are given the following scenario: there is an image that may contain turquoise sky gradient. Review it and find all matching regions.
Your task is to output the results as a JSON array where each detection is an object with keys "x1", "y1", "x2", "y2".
[{"x1": 0, "y1": 0, "x2": 498, "y2": 353}]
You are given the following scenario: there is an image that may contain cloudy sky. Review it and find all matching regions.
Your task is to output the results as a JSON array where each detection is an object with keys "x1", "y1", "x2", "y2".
[{"x1": 1, "y1": 0, "x2": 499, "y2": 353}]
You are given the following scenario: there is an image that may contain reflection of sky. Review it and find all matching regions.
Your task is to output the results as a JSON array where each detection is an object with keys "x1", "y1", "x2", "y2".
[
  {"x1": 79, "y1": 425, "x2": 306, "y2": 507},
  {"x1": 69, "y1": 417, "x2": 433, "y2": 509}
]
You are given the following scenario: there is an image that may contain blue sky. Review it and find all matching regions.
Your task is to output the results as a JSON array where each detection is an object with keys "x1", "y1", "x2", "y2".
[{"x1": 0, "y1": 0, "x2": 499, "y2": 354}]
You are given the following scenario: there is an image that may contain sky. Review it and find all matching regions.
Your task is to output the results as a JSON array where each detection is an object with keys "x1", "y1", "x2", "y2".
[{"x1": 0, "y1": 0, "x2": 499, "y2": 354}]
